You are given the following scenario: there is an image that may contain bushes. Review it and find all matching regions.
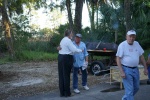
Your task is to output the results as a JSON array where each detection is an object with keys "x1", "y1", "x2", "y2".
[
  {"x1": 25, "y1": 41, "x2": 51, "y2": 52},
  {"x1": 49, "y1": 24, "x2": 68, "y2": 52},
  {"x1": 15, "y1": 50, "x2": 58, "y2": 61},
  {"x1": 13, "y1": 25, "x2": 69, "y2": 60},
  {"x1": 0, "y1": 38, "x2": 7, "y2": 53}
]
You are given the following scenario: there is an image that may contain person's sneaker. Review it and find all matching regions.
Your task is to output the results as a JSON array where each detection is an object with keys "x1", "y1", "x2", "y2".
[
  {"x1": 83, "y1": 85, "x2": 89, "y2": 90},
  {"x1": 73, "y1": 89, "x2": 80, "y2": 94}
]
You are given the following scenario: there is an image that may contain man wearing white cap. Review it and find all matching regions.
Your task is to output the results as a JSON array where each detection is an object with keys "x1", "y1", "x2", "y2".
[{"x1": 116, "y1": 30, "x2": 148, "y2": 100}]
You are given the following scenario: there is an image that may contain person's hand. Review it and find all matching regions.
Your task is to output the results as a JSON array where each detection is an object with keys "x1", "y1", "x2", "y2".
[
  {"x1": 120, "y1": 71, "x2": 126, "y2": 78},
  {"x1": 82, "y1": 61, "x2": 88, "y2": 70},
  {"x1": 144, "y1": 68, "x2": 148, "y2": 75},
  {"x1": 85, "y1": 61, "x2": 88, "y2": 66},
  {"x1": 57, "y1": 46, "x2": 62, "y2": 51}
]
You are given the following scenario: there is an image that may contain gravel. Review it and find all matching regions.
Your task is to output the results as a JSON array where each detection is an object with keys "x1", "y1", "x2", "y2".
[{"x1": 0, "y1": 61, "x2": 110, "y2": 100}]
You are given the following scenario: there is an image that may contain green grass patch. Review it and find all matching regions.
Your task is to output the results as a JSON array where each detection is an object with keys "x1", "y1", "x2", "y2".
[
  {"x1": 0, "y1": 56, "x2": 10, "y2": 64},
  {"x1": 0, "y1": 49, "x2": 149, "y2": 64},
  {"x1": 0, "y1": 51, "x2": 58, "y2": 64},
  {"x1": 0, "y1": 51, "x2": 58, "y2": 63},
  {"x1": 16, "y1": 51, "x2": 58, "y2": 61}
]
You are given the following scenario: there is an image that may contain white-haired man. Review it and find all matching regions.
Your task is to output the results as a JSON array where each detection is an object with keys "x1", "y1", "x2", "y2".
[{"x1": 116, "y1": 30, "x2": 148, "y2": 100}]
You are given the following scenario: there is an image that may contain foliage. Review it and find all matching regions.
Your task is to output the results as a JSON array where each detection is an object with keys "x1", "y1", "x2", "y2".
[
  {"x1": 49, "y1": 24, "x2": 69, "y2": 52},
  {"x1": 132, "y1": 1, "x2": 150, "y2": 49},
  {"x1": 25, "y1": 41, "x2": 51, "y2": 52},
  {"x1": 0, "y1": 56, "x2": 10, "y2": 65},
  {"x1": 0, "y1": 0, "x2": 49, "y2": 58},
  {"x1": 0, "y1": 36, "x2": 7, "y2": 53},
  {"x1": 95, "y1": 0, "x2": 150, "y2": 47},
  {"x1": 82, "y1": 27, "x2": 114, "y2": 43},
  {"x1": 15, "y1": 50, "x2": 58, "y2": 61},
  {"x1": 143, "y1": 48, "x2": 150, "y2": 60},
  {"x1": 83, "y1": 1, "x2": 126, "y2": 44},
  {"x1": 7, "y1": 0, "x2": 47, "y2": 15},
  {"x1": 0, "y1": 0, "x2": 150, "y2": 61},
  {"x1": 1, "y1": 48, "x2": 149, "y2": 64},
  {"x1": 11, "y1": 25, "x2": 32, "y2": 53}
]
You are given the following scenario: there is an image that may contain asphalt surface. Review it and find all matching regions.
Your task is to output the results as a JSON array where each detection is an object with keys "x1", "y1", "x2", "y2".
[{"x1": 10, "y1": 80, "x2": 150, "y2": 100}]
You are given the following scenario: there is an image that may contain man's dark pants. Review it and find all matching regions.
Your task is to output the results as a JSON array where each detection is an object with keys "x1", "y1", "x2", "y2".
[{"x1": 58, "y1": 54, "x2": 73, "y2": 97}]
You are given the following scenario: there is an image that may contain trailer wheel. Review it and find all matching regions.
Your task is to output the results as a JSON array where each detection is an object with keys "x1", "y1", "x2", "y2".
[{"x1": 90, "y1": 61, "x2": 105, "y2": 76}]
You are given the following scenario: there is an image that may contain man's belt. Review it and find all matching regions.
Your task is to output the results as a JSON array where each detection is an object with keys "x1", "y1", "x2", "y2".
[
  {"x1": 122, "y1": 64, "x2": 137, "y2": 69},
  {"x1": 59, "y1": 54, "x2": 73, "y2": 56}
]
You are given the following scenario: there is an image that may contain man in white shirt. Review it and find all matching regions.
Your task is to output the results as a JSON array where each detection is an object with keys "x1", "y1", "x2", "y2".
[
  {"x1": 58, "y1": 29, "x2": 82, "y2": 97},
  {"x1": 116, "y1": 30, "x2": 148, "y2": 100}
]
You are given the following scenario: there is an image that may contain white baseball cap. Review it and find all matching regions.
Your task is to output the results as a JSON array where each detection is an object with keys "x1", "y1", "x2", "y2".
[
  {"x1": 127, "y1": 30, "x2": 136, "y2": 35},
  {"x1": 76, "y1": 33, "x2": 82, "y2": 38}
]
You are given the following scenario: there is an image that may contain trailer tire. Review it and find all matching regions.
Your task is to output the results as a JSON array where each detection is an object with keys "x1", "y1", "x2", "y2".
[{"x1": 90, "y1": 61, "x2": 105, "y2": 76}]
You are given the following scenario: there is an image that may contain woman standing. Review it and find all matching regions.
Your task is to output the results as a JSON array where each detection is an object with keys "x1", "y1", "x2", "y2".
[{"x1": 58, "y1": 29, "x2": 82, "y2": 97}]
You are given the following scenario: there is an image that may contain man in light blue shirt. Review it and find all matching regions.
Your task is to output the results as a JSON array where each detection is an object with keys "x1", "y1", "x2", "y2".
[{"x1": 73, "y1": 33, "x2": 89, "y2": 94}]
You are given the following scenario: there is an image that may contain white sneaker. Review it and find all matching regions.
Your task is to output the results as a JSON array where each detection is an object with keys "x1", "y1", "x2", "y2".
[
  {"x1": 73, "y1": 89, "x2": 80, "y2": 94},
  {"x1": 83, "y1": 85, "x2": 89, "y2": 90}
]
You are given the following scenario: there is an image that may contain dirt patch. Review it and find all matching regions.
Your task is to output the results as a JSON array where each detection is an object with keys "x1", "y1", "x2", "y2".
[{"x1": 0, "y1": 61, "x2": 110, "y2": 100}]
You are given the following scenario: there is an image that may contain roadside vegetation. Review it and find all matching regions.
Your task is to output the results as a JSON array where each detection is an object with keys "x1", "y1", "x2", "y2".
[
  {"x1": 0, "y1": 0, "x2": 150, "y2": 64},
  {"x1": 0, "y1": 23, "x2": 150, "y2": 64}
]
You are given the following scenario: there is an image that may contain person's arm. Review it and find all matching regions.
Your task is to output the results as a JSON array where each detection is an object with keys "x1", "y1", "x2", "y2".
[
  {"x1": 84, "y1": 46, "x2": 88, "y2": 62},
  {"x1": 83, "y1": 43, "x2": 88, "y2": 64},
  {"x1": 116, "y1": 56, "x2": 126, "y2": 78},
  {"x1": 68, "y1": 40, "x2": 82, "y2": 53},
  {"x1": 57, "y1": 45, "x2": 61, "y2": 51},
  {"x1": 140, "y1": 55, "x2": 148, "y2": 75},
  {"x1": 85, "y1": 56, "x2": 88, "y2": 62},
  {"x1": 146, "y1": 55, "x2": 150, "y2": 66}
]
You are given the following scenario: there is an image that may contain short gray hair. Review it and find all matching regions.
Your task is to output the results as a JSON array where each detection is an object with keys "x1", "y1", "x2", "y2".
[{"x1": 64, "y1": 29, "x2": 73, "y2": 36}]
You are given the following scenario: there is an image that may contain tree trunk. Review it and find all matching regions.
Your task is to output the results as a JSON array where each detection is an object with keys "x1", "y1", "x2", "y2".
[
  {"x1": 91, "y1": 3, "x2": 95, "y2": 31},
  {"x1": 74, "y1": 0, "x2": 84, "y2": 33},
  {"x1": 124, "y1": 0, "x2": 132, "y2": 32},
  {"x1": 96, "y1": 3, "x2": 99, "y2": 30},
  {"x1": 86, "y1": 1, "x2": 96, "y2": 33},
  {"x1": 66, "y1": 0, "x2": 73, "y2": 30},
  {"x1": 0, "y1": 0, "x2": 14, "y2": 58},
  {"x1": 86, "y1": 1, "x2": 92, "y2": 28}
]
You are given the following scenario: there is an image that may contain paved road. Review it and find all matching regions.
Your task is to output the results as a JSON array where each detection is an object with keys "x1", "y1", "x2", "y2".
[{"x1": 10, "y1": 81, "x2": 150, "y2": 100}]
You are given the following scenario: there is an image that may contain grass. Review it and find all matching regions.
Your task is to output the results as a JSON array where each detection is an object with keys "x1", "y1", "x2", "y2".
[
  {"x1": 0, "y1": 49, "x2": 149, "y2": 64},
  {"x1": 0, "y1": 56, "x2": 10, "y2": 65},
  {"x1": 19, "y1": 50, "x2": 58, "y2": 61},
  {"x1": 0, "y1": 51, "x2": 58, "y2": 64}
]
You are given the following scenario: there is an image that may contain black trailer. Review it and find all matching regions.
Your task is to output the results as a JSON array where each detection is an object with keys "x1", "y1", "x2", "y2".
[{"x1": 86, "y1": 42, "x2": 118, "y2": 76}]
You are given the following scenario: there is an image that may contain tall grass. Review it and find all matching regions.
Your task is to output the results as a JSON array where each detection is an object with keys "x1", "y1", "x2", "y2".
[
  {"x1": 0, "y1": 56, "x2": 10, "y2": 65},
  {"x1": 16, "y1": 50, "x2": 58, "y2": 61},
  {"x1": 0, "y1": 51, "x2": 58, "y2": 64},
  {"x1": 0, "y1": 49, "x2": 149, "y2": 65}
]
